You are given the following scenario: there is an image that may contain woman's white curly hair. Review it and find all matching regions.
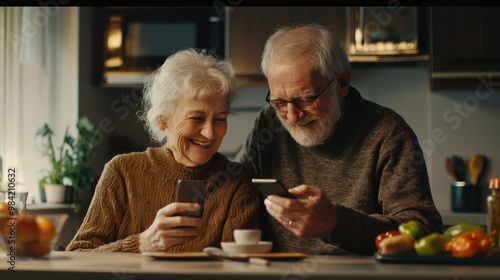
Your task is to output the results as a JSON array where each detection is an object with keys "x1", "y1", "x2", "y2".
[{"x1": 138, "y1": 48, "x2": 238, "y2": 144}]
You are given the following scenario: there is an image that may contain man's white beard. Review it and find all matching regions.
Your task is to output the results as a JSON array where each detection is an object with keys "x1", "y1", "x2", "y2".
[{"x1": 278, "y1": 91, "x2": 343, "y2": 147}]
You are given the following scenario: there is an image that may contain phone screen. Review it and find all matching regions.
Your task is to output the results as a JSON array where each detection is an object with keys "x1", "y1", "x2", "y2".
[
  {"x1": 175, "y1": 180, "x2": 206, "y2": 217},
  {"x1": 252, "y1": 178, "x2": 295, "y2": 199}
]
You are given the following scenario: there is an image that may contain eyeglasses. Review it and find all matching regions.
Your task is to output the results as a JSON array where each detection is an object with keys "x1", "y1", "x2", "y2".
[{"x1": 265, "y1": 76, "x2": 336, "y2": 112}]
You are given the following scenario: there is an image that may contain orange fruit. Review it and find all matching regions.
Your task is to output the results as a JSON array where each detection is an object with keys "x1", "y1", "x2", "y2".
[
  {"x1": 35, "y1": 215, "x2": 56, "y2": 243},
  {"x1": 16, "y1": 240, "x2": 51, "y2": 257},
  {"x1": 0, "y1": 201, "x2": 8, "y2": 214},
  {"x1": 30, "y1": 241, "x2": 51, "y2": 257},
  {"x1": 0, "y1": 202, "x2": 8, "y2": 230},
  {"x1": 4, "y1": 215, "x2": 39, "y2": 244}
]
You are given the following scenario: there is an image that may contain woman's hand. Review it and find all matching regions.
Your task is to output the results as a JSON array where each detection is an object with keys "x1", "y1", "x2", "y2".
[
  {"x1": 139, "y1": 202, "x2": 205, "y2": 252},
  {"x1": 264, "y1": 184, "x2": 337, "y2": 238}
]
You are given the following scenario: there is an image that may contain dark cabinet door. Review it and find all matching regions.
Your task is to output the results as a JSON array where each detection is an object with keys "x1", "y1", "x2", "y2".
[
  {"x1": 430, "y1": 7, "x2": 500, "y2": 90},
  {"x1": 229, "y1": 7, "x2": 347, "y2": 87}
]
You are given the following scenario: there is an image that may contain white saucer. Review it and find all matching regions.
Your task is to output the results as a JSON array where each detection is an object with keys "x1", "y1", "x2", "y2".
[{"x1": 220, "y1": 241, "x2": 273, "y2": 254}]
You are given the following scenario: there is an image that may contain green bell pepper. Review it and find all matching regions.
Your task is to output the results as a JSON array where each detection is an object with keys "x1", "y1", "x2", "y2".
[
  {"x1": 443, "y1": 222, "x2": 486, "y2": 242},
  {"x1": 414, "y1": 232, "x2": 446, "y2": 256},
  {"x1": 398, "y1": 220, "x2": 431, "y2": 240}
]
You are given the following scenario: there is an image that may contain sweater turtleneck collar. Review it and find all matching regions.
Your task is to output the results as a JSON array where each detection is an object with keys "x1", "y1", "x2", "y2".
[{"x1": 146, "y1": 146, "x2": 227, "y2": 179}]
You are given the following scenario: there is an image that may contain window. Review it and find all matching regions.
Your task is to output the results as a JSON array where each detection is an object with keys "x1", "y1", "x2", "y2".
[{"x1": 0, "y1": 7, "x2": 78, "y2": 203}]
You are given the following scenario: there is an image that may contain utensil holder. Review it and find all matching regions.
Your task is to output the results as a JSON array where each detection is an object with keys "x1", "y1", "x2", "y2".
[{"x1": 451, "y1": 181, "x2": 481, "y2": 212}]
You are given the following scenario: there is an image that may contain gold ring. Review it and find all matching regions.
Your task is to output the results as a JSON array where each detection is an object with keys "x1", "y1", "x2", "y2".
[{"x1": 288, "y1": 220, "x2": 293, "y2": 227}]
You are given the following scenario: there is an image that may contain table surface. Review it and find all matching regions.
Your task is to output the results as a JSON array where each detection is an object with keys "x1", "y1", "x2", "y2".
[{"x1": 1, "y1": 251, "x2": 500, "y2": 280}]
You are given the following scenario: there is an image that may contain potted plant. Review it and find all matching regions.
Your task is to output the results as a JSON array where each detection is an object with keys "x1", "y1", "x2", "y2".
[{"x1": 36, "y1": 116, "x2": 99, "y2": 213}]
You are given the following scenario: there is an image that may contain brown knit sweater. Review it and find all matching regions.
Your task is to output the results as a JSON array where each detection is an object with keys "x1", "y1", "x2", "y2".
[
  {"x1": 66, "y1": 147, "x2": 259, "y2": 253},
  {"x1": 235, "y1": 86, "x2": 443, "y2": 255}
]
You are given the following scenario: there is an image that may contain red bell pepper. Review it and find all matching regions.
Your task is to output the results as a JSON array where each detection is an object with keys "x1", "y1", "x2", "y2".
[
  {"x1": 448, "y1": 230, "x2": 490, "y2": 257},
  {"x1": 375, "y1": 230, "x2": 401, "y2": 252}
]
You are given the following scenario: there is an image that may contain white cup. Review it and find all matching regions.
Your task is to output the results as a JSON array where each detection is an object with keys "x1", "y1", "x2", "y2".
[{"x1": 233, "y1": 229, "x2": 261, "y2": 244}]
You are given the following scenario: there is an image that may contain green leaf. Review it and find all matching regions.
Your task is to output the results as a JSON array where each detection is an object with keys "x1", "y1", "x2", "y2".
[
  {"x1": 35, "y1": 116, "x2": 99, "y2": 202},
  {"x1": 35, "y1": 124, "x2": 54, "y2": 138}
]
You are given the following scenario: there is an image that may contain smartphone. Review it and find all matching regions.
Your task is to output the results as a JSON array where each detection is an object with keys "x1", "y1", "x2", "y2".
[
  {"x1": 175, "y1": 180, "x2": 207, "y2": 217},
  {"x1": 252, "y1": 178, "x2": 295, "y2": 199}
]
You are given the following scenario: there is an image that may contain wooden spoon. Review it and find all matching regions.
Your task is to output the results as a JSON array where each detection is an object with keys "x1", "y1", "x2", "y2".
[{"x1": 469, "y1": 155, "x2": 486, "y2": 186}]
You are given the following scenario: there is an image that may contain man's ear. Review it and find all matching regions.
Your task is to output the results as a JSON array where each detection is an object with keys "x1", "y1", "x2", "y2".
[{"x1": 337, "y1": 68, "x2": 351, "y2": 96}]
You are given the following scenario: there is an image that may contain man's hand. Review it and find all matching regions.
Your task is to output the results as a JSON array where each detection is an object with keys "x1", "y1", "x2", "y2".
[{"x1": 264, "y1": 184, "x2": 337, "y2": 238}]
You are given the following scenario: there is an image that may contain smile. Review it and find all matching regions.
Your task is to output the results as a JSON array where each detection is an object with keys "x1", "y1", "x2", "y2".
[
  {"x1": 294, "y1": 119, "x2": 315, "y2": 127},
  {"x1": 191, "y1": 139, "x2": 212, "y2": 147}
]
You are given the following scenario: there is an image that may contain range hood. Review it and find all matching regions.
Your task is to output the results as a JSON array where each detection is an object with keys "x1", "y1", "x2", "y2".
[{"x1": 348, "y1": 7, "x2": 429, "y2": 62}]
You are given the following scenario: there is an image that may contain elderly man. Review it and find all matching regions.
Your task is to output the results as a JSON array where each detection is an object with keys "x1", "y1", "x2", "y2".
[{"x1": 235, "y1": 23, "x2": 442, "y2": 255}]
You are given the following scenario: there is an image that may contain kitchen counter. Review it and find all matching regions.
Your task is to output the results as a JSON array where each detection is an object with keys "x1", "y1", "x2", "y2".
[
  {"x1": 1, "y1": 251, "x2": 499, "y2": 280},
  {"x1": 440, "y1": 210, "x2": 487, "y2": 226}
]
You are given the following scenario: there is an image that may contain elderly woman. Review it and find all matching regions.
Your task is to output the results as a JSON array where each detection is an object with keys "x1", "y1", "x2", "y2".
[{"x1": 66, "y1": 49, "x2": 259, "y2": 253}]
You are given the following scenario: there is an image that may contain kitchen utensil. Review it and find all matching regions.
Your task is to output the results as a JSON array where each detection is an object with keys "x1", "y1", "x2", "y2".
[
  {"x1": 451, "y1": 155, "x2": 467, "y2": 182},
  {"x1": 202, "y1": 247, "x2": 269, "y2": 266},
  {"x1": 468, "y1": 154, "x2": 486, "y2": 186},
  {"x1": 446, "y1": 157, "x2": 457, "y2": 181}
]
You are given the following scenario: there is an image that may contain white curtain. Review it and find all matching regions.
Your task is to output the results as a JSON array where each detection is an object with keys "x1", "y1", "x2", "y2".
[{"x1": 0, "y1": 7, "x2": 78, "y2": 203}]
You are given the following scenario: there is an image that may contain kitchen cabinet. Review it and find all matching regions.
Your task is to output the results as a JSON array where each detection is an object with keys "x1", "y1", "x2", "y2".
[
  {"x1": 229, "y1": 7, "x2": 347, "y2": 87},
  {"x1": 430, "y1": 7, "x2": 500, "y2": 90}
]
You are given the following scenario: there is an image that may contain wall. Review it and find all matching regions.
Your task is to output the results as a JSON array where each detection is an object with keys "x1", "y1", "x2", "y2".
[
  {"x1": 78, "y1": 8, "x2": 157, "y2": 179},
  {"x1": 78, "y1": 8, "x2": 500, "y2": 214},
  {"x1": 350, "y1": 63, "x2": 500, "y2": 213},
  {"x1": 426, "y1": 83, "x2": 500, "y2": 212}
]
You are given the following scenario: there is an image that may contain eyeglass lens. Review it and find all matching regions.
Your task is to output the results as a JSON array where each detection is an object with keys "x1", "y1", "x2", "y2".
[{"x1": 267, "y1": 76, "x2": 335, "y2": 112}]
